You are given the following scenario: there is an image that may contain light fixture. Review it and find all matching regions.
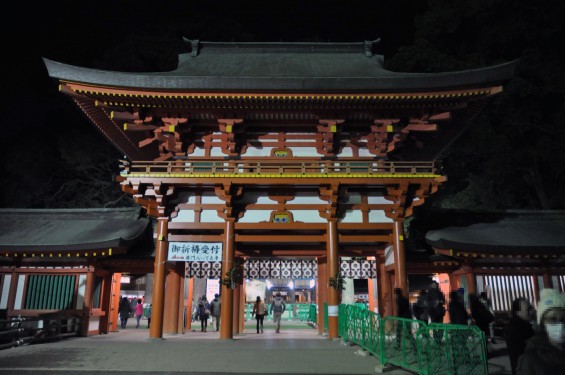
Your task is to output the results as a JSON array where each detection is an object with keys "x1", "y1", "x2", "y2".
[
  {"x1": 266, "y1": 279, "x2": 273, "y2": 290},
  {"x1": 309, "y1": 279, "x2": 315, "y2": 288},
  {"x1": 288, "y1": 280, "x2": 294, "y2": 289}
]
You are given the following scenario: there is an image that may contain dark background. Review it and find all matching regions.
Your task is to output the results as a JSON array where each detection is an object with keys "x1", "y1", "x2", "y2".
[{"x1": 2, "y1": 0, "x2": 564, "y2": 215}]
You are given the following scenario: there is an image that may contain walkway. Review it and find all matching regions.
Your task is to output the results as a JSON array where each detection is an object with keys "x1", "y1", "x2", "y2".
[{"x1": 0, "y1": 319, "x2": 512, "y2": 375}]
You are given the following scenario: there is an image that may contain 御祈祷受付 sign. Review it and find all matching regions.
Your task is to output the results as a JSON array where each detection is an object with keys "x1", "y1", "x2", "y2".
[{"x1": 168, "y1": 242, "x2": 223, "y2": 262}]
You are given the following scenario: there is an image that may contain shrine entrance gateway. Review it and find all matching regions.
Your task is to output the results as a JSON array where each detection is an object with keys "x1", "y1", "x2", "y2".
[{"x1": 43, "y1": 38, "x2": 514, "y2": 340}]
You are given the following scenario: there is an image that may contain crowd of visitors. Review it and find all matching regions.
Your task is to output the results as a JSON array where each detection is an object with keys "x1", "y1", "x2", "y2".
[{"x1": 394, "y1": 282, "x2": 565, "y2": 375}]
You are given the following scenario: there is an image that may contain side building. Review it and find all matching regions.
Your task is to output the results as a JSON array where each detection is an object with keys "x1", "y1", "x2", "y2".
[{"x1": 0, "y1": 208, "x2": 153, "y2": 336}]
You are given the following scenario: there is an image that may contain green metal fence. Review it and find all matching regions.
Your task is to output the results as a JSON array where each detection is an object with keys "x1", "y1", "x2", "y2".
[
  {"x1": 338, "y1": 304, "x2": 488, "y2": 375},
  {"x1": 243, "y1": 303, "x2": 313, "y2": 321},
  {"x1": 416, "y1": 323, "x2": 487, "y2": 375},
  {"x1": 338, "y1": 304, "x2": 383, "y2": 358},
  {"x1": 308, "y1": 304, "x2": 317, "y2": 324},
  {"x1": 324, "y1": 302, "x2": 328, "y2": 333},
  {"x1": 382, "y1": 316, "x2": 425, "y2": 372}
]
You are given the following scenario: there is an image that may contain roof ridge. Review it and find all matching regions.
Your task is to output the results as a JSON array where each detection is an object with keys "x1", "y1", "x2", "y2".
[{"x1": 182, "y1": 37, "x2": 381, "y2": 57}]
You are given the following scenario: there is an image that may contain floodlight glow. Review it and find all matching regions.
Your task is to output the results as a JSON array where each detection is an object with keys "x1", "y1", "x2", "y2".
[
  {"x1": 288, "y1": 280, "x2": 294, "y2": 289},
  {"x1": 309, "y1": 279, "x2": 315, "y2": 288}
]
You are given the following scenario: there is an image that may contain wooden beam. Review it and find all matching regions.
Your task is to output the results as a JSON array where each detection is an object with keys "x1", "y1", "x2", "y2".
[{"x1": 235, "y1": 234, "x2": 326, "y2": 242}]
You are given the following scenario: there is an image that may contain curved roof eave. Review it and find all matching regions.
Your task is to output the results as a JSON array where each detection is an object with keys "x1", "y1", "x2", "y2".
[
  {"x1": 43, "y1": 57, "x2": 519, "y2": 92},
  {"x1": 425, "y1": 218, "x2": 565, "y2": 254},
  {"x1": 0, "y1": 208, "x2": 151, "y2": 252}
]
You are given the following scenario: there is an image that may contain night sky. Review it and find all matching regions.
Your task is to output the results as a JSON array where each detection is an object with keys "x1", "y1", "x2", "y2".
[
  {"x1": 2, "y1": 1, "x2": 564, "y2": 211},
  {"x1": 1, "y1": 1, "x2": 421, "y2": 207}
]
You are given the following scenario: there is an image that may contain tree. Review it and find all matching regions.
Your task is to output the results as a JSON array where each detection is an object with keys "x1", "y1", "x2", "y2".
[{"x1": 387, "y1": 0, "x2": 565, "y2": 210}]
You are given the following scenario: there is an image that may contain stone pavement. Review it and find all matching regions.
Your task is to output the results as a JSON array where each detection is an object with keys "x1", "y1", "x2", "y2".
[{"x1": 0, "y1": 319, "x2": 512, "y2": 375}]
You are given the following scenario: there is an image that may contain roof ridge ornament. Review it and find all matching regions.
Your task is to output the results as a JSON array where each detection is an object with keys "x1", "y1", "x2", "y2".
[
  {"x1": 364, "y1": 38, "x2": 380, "y2": 57},
  {"x1": 182, "y1": 37, "x2": 200, "y2": 57}
]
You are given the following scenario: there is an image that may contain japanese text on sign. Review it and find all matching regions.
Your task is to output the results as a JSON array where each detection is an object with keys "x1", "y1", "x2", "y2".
[{"x1": 168, "y1": 242, "x2": 223, "y2": 262}]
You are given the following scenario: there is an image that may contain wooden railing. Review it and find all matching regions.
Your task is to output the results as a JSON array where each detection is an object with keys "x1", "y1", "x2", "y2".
[
  {"x1": 0, "y1": 314, "x2": 82, "y2": 350},
  {"x1": 121, "y1": 159, "x2": 439, "y2": 177}
]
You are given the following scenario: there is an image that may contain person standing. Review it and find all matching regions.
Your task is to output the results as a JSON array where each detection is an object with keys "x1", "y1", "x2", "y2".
[
  {"x1": 118, "y1": 296, "x2": 131, "y2": 329},
  {"x1": 394, "y1": 288, "x2": 412, "y2": 349},
  {"x1": 270, "y1": 292, "x2": 286, "y2": 333},
  {"x1": 469, "y1": 293, "x2": 494, "y2": 342},
  {"x1": 209, "y1": 293, "x2": 221, "y2": 331},
  {"x1": 134, "y1": 298, "x2": 144, "y2": 328},
  {"x1": 505, "y1": 297, "x2": 534, "y2": 375},
  {"x1": 413, "y1": 290, "x2": 429, "y2": 322},
  {"x1": 146, "y1": 304, "x2": 152, "y2": 329},
  {"x1": 251, "y1": 296, "x2": 267, "y2": 333},
  {"x1": 197, "y1": 295, "x2": 210, "y2": 332},
  {"x1": 480, "y1": 291, "x2": 497, "y2": 343},
  {"x1": 517, "y1": 288, "x2": 565, "y2": 374},
  {"x1": 448, "y1": 290, "x2": 469, "y2": 325},
  {"x1": 427, "y1": 281, "x2": 446, "y2": 323}
]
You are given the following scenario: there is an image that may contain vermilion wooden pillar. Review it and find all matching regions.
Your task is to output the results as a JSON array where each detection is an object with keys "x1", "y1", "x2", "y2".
[
  {"x1": 393, "y1": 220, "x2": 407, "y2": 294},
  {"x1": 177, "y1": 263, "x2": 185, "y2": 333},
  {"x1": 150, "y1": 217, "x2": 168, "y2": 339},
  {"x1": 80, "y1": 267, "x2": 95, "y2": 336},
  {"x1": 220, "y1": 219, "x2": 235, "y2": 339},
  {"x1": 465, "y1": 270, "x2": 477, "y2": 294},
  {"x1": 108, "y1": 272, "x2": 121, "y2": 333},
  {"x1": 542, "y1": 272, "x2": 553, "y2": 289},
  {"x1": 449, "y1": 273, "x2": 460, "y2": 291},
  {"x1": 532, "y1": 275, "x2": 540, "y2": 305},
  {"x1": 233, "y1": 282, "x2": 240, "y2": 335},
  {"x1": 367, "y1": 256, "x2": 376, "y2": 313},
  {"x1": 99, "y1": 271, "x2": 114, "y2": 334},
  {"x1": 326, "y1": 219, "x2": 339, "y2": 339},
  {"x1": 163, "y1": 263, "x2": 180, "y2": 334},
  {"x1": 380, "y1": 263, "x2": 392, "y2": 317},
  {"x1": 239, "y1": 279, "x2": 246, "y2": 333},
  {"x1": 186, "y1": 277, "x2": 194, "y2": 331},
  {"x1": 317, "y1": 257, "x2": 327, "y2": 335},
  {"x1": 368, "y1": 278, "x2": 375, "y2": 313}
]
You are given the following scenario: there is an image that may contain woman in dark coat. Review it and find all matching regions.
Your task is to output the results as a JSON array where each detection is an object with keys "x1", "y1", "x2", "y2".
[
  {"x1": 448, "y1": 291, "x2": 469, "y2": 325},
  {"x1": 197, "y1": 295, "x2": 210, "y2": 332},
  {"x1": 118, "y1": 297, "x2": 131, "y2": 329}
]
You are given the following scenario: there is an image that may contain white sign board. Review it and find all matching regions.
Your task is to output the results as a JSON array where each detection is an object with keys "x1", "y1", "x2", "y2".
[
  {"x1": 168, "y1": 242, "x2": 223, "y2": 262},
  {"x1": 206, "y1": 279, "x2": 220, "y2": 302}
]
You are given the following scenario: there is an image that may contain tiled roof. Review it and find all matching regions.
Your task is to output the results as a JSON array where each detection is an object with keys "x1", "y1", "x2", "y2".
[
  {"x1": 43, "y1": 40, "x2": 518, "y2": 92},
  {"x1": 0, "y1": 207, "x2": 151, "y2": 252}
]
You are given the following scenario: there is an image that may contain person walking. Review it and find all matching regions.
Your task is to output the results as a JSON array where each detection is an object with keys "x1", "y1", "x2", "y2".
[
  {"x1": 209, "y1": 293, "x2": 221, "y2": 331},
  {"x1": 448, "y1": 290, "x2": 469, "y2": 325},
  {"x1": 251, "y1": 296, "x2": 267, "y2": 333},
  {"x1": 134, "y1": 298, "x2": 144, "y2": 328},
  {"x1": 197, "y1": 295, "x2": 210, "y2": 332},
  {"x1": 118, "y1": 296, "x2": 131, "y2": 329},
  {"x1": 270, "y1": 292, "x2": 286, "y2": 333},
  {"x1": 505, "y1": 297, "x2": 534, "y2": 375},
  {"x1": 517, "y1": 288, "x2": 565, "y2": 374}
]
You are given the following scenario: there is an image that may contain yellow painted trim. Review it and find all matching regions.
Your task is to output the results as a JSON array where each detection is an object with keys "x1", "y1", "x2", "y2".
[{"x1": 125, "y1": 172, "x2": 442, "y2": 179}]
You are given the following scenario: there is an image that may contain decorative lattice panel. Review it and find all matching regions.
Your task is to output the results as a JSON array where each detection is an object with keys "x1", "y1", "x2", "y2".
[
  {"x1": 340, "y1": 259, "x2": 377, "y2": 278},
  {"x1": 184, "y1": 258, "x2": 375, "y2": 279}
]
